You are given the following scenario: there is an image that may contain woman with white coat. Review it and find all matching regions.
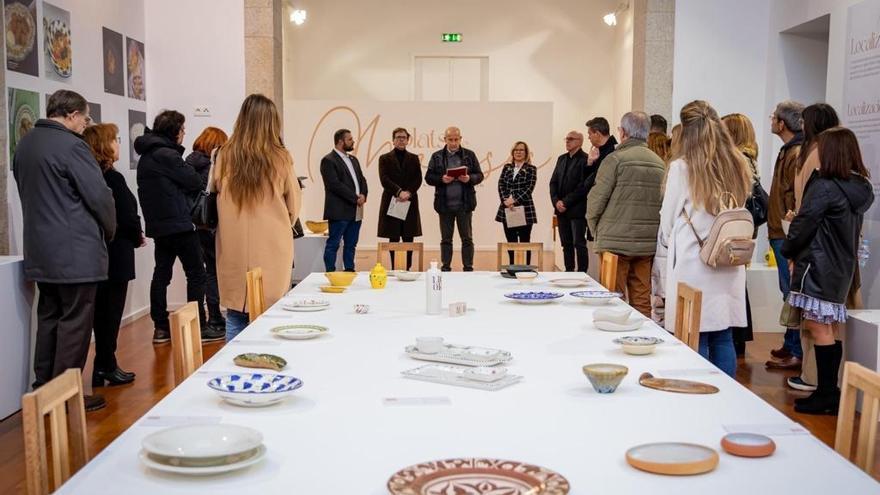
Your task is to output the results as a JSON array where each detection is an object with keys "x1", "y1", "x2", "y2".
[{"x1": 659, "y1": 100, "x2": 753, "y2": 377}]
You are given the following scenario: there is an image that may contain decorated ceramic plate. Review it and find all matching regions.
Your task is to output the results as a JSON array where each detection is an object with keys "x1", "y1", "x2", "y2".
[
  {"x1": 387, "y1": 458, "x2": 570, "y2": 494},
  {"x1": 504, "y1": 291, "x2": 564, "y2": 304},
  {"x1": 139, "y1": 444, "x2": 266, "y2": 475},
  {"x1": 626, "y1": 442, "x2": 719, "y2": 476},
  {"x1": 207, "y1": 372, "x2": 303, "y2": 407},
  {"x1": 5, "y1": 3, "x2": 35, "y2": 62},
  {"x1": 270, "y1": 324, "x2": 328, "y2": 340},
  {"x1": 613, "y1": 336, "x2": 664, "y2": 346},
  {"x1": 44, "y1": 18, "x2": 71, "y2": 77},
  {"x1": 569, "y1": 290, "x2": 623, "y2": 304},
  {"x1": 282, "y1": 298, "x2": 330, "y2": 312},
  {"x1": 549, "y1": 278, "x2": 591, "y2": 288}
]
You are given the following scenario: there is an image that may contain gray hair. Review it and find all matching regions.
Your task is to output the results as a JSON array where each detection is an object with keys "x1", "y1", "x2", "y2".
[
  {"x1": 620, "y1": 111, "x2": 650, "y2": 140},
  {"x1": 774, "y1": 100, "x2": 804, "y2": 132}
]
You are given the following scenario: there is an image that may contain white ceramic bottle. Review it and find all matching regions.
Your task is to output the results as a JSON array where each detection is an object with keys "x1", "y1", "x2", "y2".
[{"x1": 426, "y1": 260, "x2": 442, "y2": 315}]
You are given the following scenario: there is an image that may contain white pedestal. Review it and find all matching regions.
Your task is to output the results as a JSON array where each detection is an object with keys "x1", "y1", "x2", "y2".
[
  {"x1": 846, "y1": 310, "x2": 880, "y2": 373},
  {"x1": 0, "y1": 256, "x2": 35, "y2": 419},
  {"x1": 747, "y1": 264, "x2": 785, "y2": 333},
  {"x1": 293, "y1": 233, "x2": 342, "y2": 284}
]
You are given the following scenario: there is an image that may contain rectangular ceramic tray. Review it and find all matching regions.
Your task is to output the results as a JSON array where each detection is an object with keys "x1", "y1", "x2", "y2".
[
  {"x1": 402, "y1": 364, "x2": 523, "y2": 391},
  {"x1": 404, "y1": 344, "x2": 512, "y2": 367}
]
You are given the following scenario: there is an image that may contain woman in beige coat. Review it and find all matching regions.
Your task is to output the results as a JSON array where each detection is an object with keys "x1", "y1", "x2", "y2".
[{"x1": 211, "y1": 94, "x2": 302, "y2": 341}]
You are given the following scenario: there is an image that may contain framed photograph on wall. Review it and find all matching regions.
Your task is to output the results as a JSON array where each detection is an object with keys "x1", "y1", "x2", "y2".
[
  {"x1": 5, "y1": 0, "x2": 39, "y2": 76},
  {"x1": 87, "y1": 102, "x2": 102, "y2": 125},
  {"x1": 8, "y1": 88, "x2": 39, "y2": 158},
  {"x1": 126, "y1": 37, "x2": 145, "y2": 100},
  {"x1": 43, "y1": 2, "x2": 72, "y2": 81},
  {"x1": 128, "y1": 110, "x2": 146, "y2": 169},
  {"x1": 102, "y1": 27, "x2": 124, "y2": 96}
]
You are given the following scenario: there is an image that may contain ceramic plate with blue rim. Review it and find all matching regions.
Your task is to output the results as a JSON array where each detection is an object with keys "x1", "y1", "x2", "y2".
[
  {"x1": 613, "y1": 336, "x2": 664, "y2": 346},
  {"x1": 503, "y1": 291, "x2": 564, "y2": 305},
  {"x1": 569, "y1": 290, "x2": 624, "y2": 305},
  {"x1": 207, "y1": 373, "x2": 303, "y2": 407}
]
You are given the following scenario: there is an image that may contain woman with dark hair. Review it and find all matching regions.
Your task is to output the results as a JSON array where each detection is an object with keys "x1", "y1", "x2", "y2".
[
  {"x1": 186, "y1": 127, "x2": 229, "y2": 329},
  {"x1": 83, "y1": 123, "x2": 144, "y2": 386},
  {"x1": 495, "y1": 141, "x2": 538, "y2": 265},
  {"x1": 782, "y1": 127, "x2": 873, "y2": 414}
]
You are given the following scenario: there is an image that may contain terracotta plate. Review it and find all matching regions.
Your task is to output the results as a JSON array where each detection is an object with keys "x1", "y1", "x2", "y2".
[
  {"x1": 387, "y1": 458, "x2": 570, "y2": 495},
  {"x1": 721, "y1": 433, "x2": 776, "y2": 458},
  {"x1": 638, "y1": 372, "x2": 719, "y2": 394},
  {"x1": 626, "y1": 442, "x2": 719, "y2": 475}
]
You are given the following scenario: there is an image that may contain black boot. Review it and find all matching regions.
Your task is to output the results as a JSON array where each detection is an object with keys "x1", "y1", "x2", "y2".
[
  {"x1": 795, "y1": 341, "x2": 842, "y2": 415},
  {"x1": 208, "y1": 304, "x2": 226, "y2": 328},
  {"x1": 92, "y1": 368, "x2": 135, "y2": 387}
]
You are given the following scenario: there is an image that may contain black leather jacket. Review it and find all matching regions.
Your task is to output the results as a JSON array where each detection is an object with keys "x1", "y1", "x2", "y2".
[{"x1": 782, "y1": 171, "x2": 873, "y2": 304}]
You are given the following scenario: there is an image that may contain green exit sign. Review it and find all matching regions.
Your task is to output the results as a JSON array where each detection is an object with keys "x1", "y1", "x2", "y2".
[{"x1": 441, "y1": 33, "x2": 462, "y2": 43}]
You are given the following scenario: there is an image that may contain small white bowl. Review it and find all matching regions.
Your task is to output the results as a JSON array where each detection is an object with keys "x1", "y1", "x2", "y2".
[
  {"x1": 594, "y1": 318, "x2": 644, "y2": 332},
  {"x1": 354, "y1": 304, "x2": 370, "y2": 314},
  {"x1": 142, "y1": 424, "x2": 263, "y2": 459},
  {"x1": 593, "y1": 307, "x2": 632, "y2": 324},
  {"x1": 396, "y1": 271, "x2": 421, "y2": 282},
  {"x1": 514, "y1": 272, "x2": 538, "y2": 284},
  {"x1": 416, "y1": 336, "x2": 444, "y2": 354},
  {"x1": 613, "y1": 336, "x2": 664, "y2": 355}
]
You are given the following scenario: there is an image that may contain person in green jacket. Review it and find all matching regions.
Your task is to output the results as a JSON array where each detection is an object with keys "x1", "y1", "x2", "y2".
[{"x1": 586, "y1": 111, "x2": 666, "y2": 317}]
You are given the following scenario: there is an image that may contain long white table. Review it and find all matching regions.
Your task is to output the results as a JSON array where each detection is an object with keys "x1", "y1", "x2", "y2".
[{"x1": 59, "y1": 272, "x2": 878, "y2": 493}]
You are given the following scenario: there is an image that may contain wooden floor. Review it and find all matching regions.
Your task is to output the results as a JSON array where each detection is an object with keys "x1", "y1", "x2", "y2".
[{"x1": 1, "y1": 261, "x2": 878, "y2": 491}]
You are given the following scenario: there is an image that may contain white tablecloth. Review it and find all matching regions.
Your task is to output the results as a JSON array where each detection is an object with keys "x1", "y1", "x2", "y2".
[{"x1": 59, "y1": 272, "x2": 878, "y2": 493}]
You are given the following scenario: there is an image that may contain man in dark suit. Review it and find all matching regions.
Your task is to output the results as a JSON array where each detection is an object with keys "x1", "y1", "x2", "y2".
[
  {"x1": 549, "y1": 130, "x2": 589, "y2": 272},
  {"x1": 321, "y1": 128, "x2": 368, "y2": 272}
]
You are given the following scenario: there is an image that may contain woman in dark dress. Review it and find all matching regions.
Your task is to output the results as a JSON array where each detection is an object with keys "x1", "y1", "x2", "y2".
[
  {"x1": 83, "y1": 123, "x2": 145, "y2": 386},
  {"x1": 377, "y1": 127, "x2": 423, "y2": 270},
  {"x1": 495, "y1": 141, "x2": 537, "y2": 265}
]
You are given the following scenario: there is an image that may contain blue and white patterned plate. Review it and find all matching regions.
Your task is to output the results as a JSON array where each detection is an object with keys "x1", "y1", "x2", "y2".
[
  {"x1": 503, "y1": 291, "x2": 564, "y2": 305},
  {"x1": 613, "y1": 336, "x2": 664, "y2": 346},
  {"x1": 207, "y1": 373, "x2": 303, "y2": 407},
  {"x1": 569, "y1": 290, "x2": 624, "y2": 305}
]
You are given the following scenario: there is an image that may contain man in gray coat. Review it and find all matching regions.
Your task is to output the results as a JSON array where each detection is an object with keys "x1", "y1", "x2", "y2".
[{"x1": 13, "y1": 90, "x2": 116, "y2": 411}]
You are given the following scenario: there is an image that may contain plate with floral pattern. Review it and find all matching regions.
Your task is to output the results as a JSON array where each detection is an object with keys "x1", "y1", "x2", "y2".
[{"x1": 387, "y1": 458, "x2": 570, "y2": 495}]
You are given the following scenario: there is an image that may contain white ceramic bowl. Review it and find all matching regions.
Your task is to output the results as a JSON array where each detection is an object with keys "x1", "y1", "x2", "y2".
[
  {"x1": 593, "y1": 307, "x2": 632, "y2": 324},
  {"x1": 594, "y1": 318, "x2": 644, "y2": 332},
  {"x1": 207, "y1": 373, "x2": 303, "y2": 407},
  {"x1": 613, "y1": 336, "x2": 664, "y2": 355},
  {"x1": 142, "y1": 424, "x2": 263, "y2": 459},
  {"x1": 514, "y1": 272, "x2": 538, "y2": 284},
  {"x1": 396, "y1": 271, "x2": 421, "y2": 282}
]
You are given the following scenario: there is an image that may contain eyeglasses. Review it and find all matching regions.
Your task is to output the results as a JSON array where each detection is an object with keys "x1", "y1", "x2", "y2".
[
  {"x1": 115, "y1": 136, "x2": 122, "y2": 144},
  {"x1": 393, "y1": 135, "x2": 408, "y2": 140}
]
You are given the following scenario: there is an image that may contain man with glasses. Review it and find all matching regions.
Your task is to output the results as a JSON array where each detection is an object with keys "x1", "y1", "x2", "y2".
[
  {"x1": 13, "y1": 90, "x2": 116, "y2": 411},
  {"x1": 549, "y1": 131, "x2": 589, "y2": 272},
  {"x1": 766, "y1": 100, "x2": 805, "y2": 370},
  {"x1": 377, "y1": 128, "x2": 423, "y2": 270}
]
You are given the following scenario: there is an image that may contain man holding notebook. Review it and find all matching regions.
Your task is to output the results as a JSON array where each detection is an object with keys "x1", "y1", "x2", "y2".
[{"x1": 425, "y1": 126, "x2": 484, "y2": 271}]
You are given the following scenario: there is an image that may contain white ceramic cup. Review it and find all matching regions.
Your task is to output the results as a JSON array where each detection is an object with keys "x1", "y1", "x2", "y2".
[{"x1": 416, "y1": 336, "x2": 444, "y2": 354}]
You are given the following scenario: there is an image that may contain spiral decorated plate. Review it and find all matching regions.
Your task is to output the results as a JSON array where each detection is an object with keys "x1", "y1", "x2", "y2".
[{"x1": 387, "y1": 458, "x2": 570, "y2": 495}]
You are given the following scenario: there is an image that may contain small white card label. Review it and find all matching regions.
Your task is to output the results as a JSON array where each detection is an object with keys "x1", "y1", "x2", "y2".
[
  {"x1": 722, "y1": 423, "x2": 810, "y2": 436},
  {"x1": 227, "y1": 339, "x2": 282, "y2": 346},
  {"x1": 448, "y1": 302, "x2": 467, "y2": 317},
  {"x1": 382, "y1": 397, "x2": 452, "y2": 406},
  {"x1": 138, "y1": 415, "x2": 223, "y2": 427}
]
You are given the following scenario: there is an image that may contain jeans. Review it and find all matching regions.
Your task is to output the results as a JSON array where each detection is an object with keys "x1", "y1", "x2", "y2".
[
  {"x1": 439, "y1": 210, "x2": 474, "y2": 270},
  {"x1": 769, "y1": 238, "x2": 802, "y2": 358},
  {"x1": 198, "y1": 229, "x2": 221, "y2": 319},
  {"x1": 698, "y1": 329, "x2": 737, "y2": 378},
  {"x1": 502, "y1": 223, "x2": 533, "y2": 265},
  {"x1": 93, "y1": 279, "x2": 129, "y2": 372},
  {"x1": 226, "y1": 309, "x2": 249, "y2": 342},
  {"x1": 325, "y1": 220, "x2": 361, "y2": 271},
  {"x1": 556, "y1": 216, "x2": 587, "y2": 272},
  {"x1": 150, "y1": 231, "x2": 207, "y2": 330}
]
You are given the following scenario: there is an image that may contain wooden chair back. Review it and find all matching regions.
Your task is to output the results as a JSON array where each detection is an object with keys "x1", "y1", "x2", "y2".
[
  {"x1": 496, "y1": 242, "x2": 544, "y2": 271},
  {"x1": 599, "y1": 252, "x2": 619, "y2": 290},
  {"x1": 377, "y1": 242, "x2": 424, "y2": 271},
  {"x1": 22, "y1": 369, "x2": 89, "y2": 495},
  {"x1": 246, "y1": 267, "x2": 266, "y2": 318},
  {"x1": 674, "y1": 282, "x2": 702, "y2": 351},
  {"x1": 835, "y1": 361, "x2": 880, "y2": 474},
  {"x1": 170, "y1": 301, "x2": 203, "y2": 385}
]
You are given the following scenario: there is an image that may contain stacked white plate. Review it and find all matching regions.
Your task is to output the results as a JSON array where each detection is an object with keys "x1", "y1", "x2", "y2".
[
  {"x1": 140, "y1": 424, "x2": 266, "y2": 475},
  {"x1": 282, "y1": 298, "x2": 330, "y2": 312}
]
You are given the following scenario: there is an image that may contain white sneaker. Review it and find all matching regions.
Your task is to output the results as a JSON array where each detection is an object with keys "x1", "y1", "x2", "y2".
[{"x1": 787, "y1": 376, "x2": 817, "y2": 392}]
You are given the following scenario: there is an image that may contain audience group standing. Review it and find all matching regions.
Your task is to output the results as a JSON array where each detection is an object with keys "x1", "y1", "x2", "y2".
[{"x1": 12, "y1": 89, "x2": 874, "y2": 416}]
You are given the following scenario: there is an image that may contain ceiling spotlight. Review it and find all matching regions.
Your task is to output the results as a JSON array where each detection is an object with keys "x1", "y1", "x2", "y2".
[
  {"x1": 603, "y1": 13, "x2": 617, "y2": 26},
  {"x1": 290, "y1": 9, "x2": 307, "y2": 25}
]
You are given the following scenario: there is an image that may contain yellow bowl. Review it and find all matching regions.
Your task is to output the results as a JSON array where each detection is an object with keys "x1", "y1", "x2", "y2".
[
  {"x1": 305, "y1": 220, "x2": 329, "y2": 234},
  {"x1": 319, "y1": 285, "x2": 346, "y2": 294},
  {"x1": 324, "y1": 271, "x2": 357, "y2": 287}
]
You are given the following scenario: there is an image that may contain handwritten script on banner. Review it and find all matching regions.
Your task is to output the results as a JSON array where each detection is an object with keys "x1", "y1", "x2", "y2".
[{"x1": 285, "y1": 101, "x2": 555, "y2": 249}]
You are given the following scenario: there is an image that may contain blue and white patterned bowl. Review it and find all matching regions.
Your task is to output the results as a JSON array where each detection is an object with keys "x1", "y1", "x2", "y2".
[
  {"x1": 207, "y1": 373, "x2": 303, "y2": 407},
  {"x1": 569, "y1": 290, "x2": 624, "y2": 305},
  {"x1": 503, "y1": 291, "x2": 564, "y2": 305}
]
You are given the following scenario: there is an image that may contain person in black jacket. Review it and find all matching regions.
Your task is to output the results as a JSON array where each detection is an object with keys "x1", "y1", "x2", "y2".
[
  {"x1": 136, "y1": 110, "x2": 224, "y2": 344},
  {"x1": 549, "y1": 131, "x2": 589, "y2": 272},
  {"x1": 782, "y1": 127, "x2": 874, "y2": 415},
  {"x1": 377, "y1": 127, "x2": 422, "y2": 270},
  {"x1": 321, "y1": 128, "x2": 368, "y2": 271},
  {"x1": 495, "y1": 141, "x2": 538, "y2": 265},
  {"x1": 425, "y1": 127, "x2": 484, "y2": 271},
  {"x1": 185, "y1": 127, "x2": 229, "y2": 329},
  {"x1": 83, "y1": 123, "x2": 144, "y2": 387},
  {"x1": 13, "y1": 90, "x2": 115, "y2": 412}
]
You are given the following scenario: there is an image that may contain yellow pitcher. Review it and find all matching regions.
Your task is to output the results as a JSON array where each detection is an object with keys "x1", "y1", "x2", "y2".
[{"x1": 369, "y1": 263, "x2": 388, "y2": 289}]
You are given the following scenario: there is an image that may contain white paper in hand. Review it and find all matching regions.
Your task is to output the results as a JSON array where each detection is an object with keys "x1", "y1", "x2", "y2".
[
  {"x1": 505, "y1": 206, "x2": 527, "y2": 228},
  {"x1": 387, "y1": 197, "x2": 411, "y2": 221}
]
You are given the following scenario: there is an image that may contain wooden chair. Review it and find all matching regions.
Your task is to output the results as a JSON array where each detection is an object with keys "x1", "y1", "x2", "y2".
[
  {"x1": 22, "y1": 368, "x2": 89, "y2": 495},
  {"x1": 496, "y1": 242, "x2": 544, "y2": 271},
  {"x1": 377, "y1": 242, "x2": 424, "y2": 271},
  {"x1": 835, "y1": 361, "x2": 880, "y2": 474},
  {"x1": 674, "y1": 282, "x2": 702, "y2": 351},
  {"x1": 169, "y1": 302, "x2": 203, "y2": 386},
  {"x1": 599, "y1": 252, "x2": 619, "y2": 290},
  {"x1": 246, "y1": 267, "x2": 266, "y2": 318}
]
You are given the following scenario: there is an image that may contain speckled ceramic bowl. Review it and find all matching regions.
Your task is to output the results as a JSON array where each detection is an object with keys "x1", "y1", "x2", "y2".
[{"x1": 582, "y1": 363, "x2": 628, "y2": 393}]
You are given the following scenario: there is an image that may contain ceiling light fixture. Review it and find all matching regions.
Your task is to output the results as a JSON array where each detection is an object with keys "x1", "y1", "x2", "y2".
[
  {"x1": 290, "y1": 9, "x2": 307, "y2": 25},
  {"x1": 603, "y1": 2, "x2": 629, "y2": 27}
]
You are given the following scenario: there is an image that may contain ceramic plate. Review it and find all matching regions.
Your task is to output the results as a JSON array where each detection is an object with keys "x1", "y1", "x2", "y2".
[
  {"x1": 396, "y1": 272, "x2": 421, "y2": 282},
  {"x1": 594, "y1": 318, "x2": 643, "y2": 332},
  {"x1": 388, "y1": 458, "x2": 570, "y2": 495},
  {"x1": 626, "y1": 442, "x2": 719, "y2": 476},
  {"x1": 139, "y1": 444, "x2": 266, "y2": 475},
  {"x1": 720, "y1": 433, "x2": 776, "y2": 458},
  {"x1": 271, "y1": 324, "x2": 328, "y2": 340},
  {"x1": 504, "y1": 291, "x2": 564, "y2": 304},
  {"x1": 613, "y1": 336, "x2": 664, "y2": 346},
  {"x1": 569, "y1": 290, "x2": 623, "y2": 304},
  {"x1": 142, "y1": 424, "x2": 262, "y2": 459},
  {"x1": 282, "y1": 298, "x2": 330, "y2": 312},
  {"x1": 549, "y1": 278, "x2": 591, "y2": 288},
  {"x1": 319, "y1": 285, "x2": 346, "y2": 294},
  {"x1": 638, "y1": 372, "x2": 720, "y2": 394},
  {"x1": 207, "y1": 373, "x2": 303, "y2": 407}
]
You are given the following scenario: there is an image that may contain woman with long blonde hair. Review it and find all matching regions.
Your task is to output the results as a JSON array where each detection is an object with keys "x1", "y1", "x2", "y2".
[
  {"x1": 212, "y1": 94, "x2": 302, "y2": 340},
  {"x1": 658, "y1": 100, "x2": 752, "y2": 376}
]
